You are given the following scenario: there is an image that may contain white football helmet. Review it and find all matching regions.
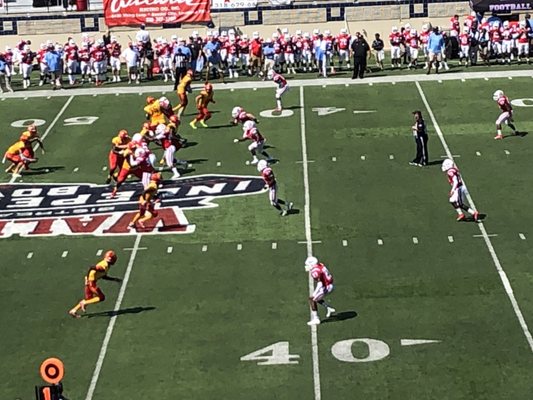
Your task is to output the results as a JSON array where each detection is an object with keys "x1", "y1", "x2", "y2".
[
  {"x1": 340, "y1": 28, "x2": 347, "y2": 34},
  {"x1": 411, "y1": 29, "x2": 417, "y2": 36},
  {"x1": 493, "y1": 90, "x2": 504, "y2": 101},
  {"x1": 313, "y1": 28, "x2": 320, "y2": 35},
  {"x1": 295, "y1": 29, "x2": 302, "y2": 36},
  {"x1": 304, "y1": 256, "x2": 318, "y2": 271},
  {"x1": 272, "y1": 32, "x2": 279, "y2": 39},
  {"x1": 267, "y1": 69, "x2": 274, "y2": 80},
  {"x1": 303, "y1": 32, "x2": 310, "y2": 38},
  {"x1": 503, "y1": 20, "x2": 509, "y2": 28},
  {"x1": 155, "y1": 123, "x2": 166, "y2": 135},
  {"x1": 243, "y1": 120, "x2": 256, "y2": 131},
  {"x1": 392, "y1": 26, "x2": 398, "y2": 33},
  {"x1": 132, "y1": 133, "x2": 143, "y2": 143},
  {"x1": 324, "y1": 29, "x2": 331, "y2": 36},
  {"x1": 242, "y1": 34, "x2": 248, "y2": 39},
  {"x1": 257, "y1": 159, "x2": 268, "y2": 172},
  {"x1": 441, "y1": 158, "x2": 454, "y2": 172},
  {"x1": 252, "y1": 31, "x2": 259, "y2": 38},
  {"x1": 232, "y1": 106, "x2": 242, "y2": 119},
  {"x1": 281, "y1": 27, "x2": 288, "y2": 34},
  {"x1": 159, "y1": 97, "x2": 169, "y2": 108}
]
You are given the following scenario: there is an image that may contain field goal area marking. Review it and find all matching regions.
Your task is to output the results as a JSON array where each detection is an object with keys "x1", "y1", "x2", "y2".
[
  {"x1": 300, "y1": 85, "x2": 322, "y2": 400},
  {"x1": 415, "y1": 80, "x2": 533, "y2": 353}
]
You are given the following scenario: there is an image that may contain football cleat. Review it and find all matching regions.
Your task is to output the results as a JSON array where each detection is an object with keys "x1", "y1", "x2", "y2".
[
  {"x1": 326, "y1": 307, "x2": 336, "y2": 318},
  {"x1": 281, "y1": 209, "x2": 288, "y2": 217},
  {"x1": 251, "y1": 158, "x2": 259, "y2": 165},
  {"x1": 473, "y1": 211, "x2": 480, "y2": 222},
  {"x1": 68, "y1": 310, "x2": 80, "y2": 319},
  {"x1": 199, "y1": 121, "x2": 208, "y2": 128},
  {"x1": 307, "y1": 318, "x2": 321, "y2": 326},
  {"x1": 189, "y1": 121, "x2": 197, "y2": 130},
  {"x1": 456, "y1": 213, "x2": 466, "y2": 222},
  {"x1": 494, "y1": 134, "x2": 503, "y2": 140},
  {"x1": 79, "y1": 301, "x2": 86, "y2": 312}
]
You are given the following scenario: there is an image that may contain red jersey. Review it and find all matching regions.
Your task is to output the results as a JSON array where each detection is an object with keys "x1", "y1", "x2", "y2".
[
  {"x1": 90, "y1": 47, "x2": 106, "y2": 62},
  {"x1": 236, "y1": 111, "x2": 253, "y2": 124},
  {"x1": 273, "y1": 40, "x2": 283, "y2": 54},
  {"x1": 272, "y1": 72, "x2": 287, "y2": 88},
  {"x1": 78, "y1": 48, "x2": 90, "y2": 62},
  {"x1": 250, "y1": 39, "x2": 262, "y2": 57},
  {"x1": 261, "y1": 167, "x2": 276, "y2": 187},
  {"x1": 4, "y1": 50, "x2": 14, "y2": 64},
  {"x1": 64, "y1": 44, "x2": 79, "y2": 61},
  {"x1": 36, "y1": 49, "x2": 47, "y2": 63},
  {"x1": 459, "y1": 33, "x2": 470, "y2": 46},
  {"x1": 20, "y1": 50, "x2": 36, "y2": 65},
  {"x1": 497, "y1": 96, "x2": 512, "y2": 113},
  {"x1": 450, "y1": 17, "x2": 460, "y2": 34},
  {"x1": 501, "y1": 28, "x2": 512, "y2": 40},
  {"x1": 420, "y1": 31, "x2": 429, "y2": 45},
  {"x1": 243, "y1": 127, "x2": 264, "y2": 143},
  {"x1": 518, "y1": 28, "x2": 529, "y2": 44},
  {"x1": 336, "y1": 34, "x2": 350, "y2": 50},
  {"x1": 490, "y1": 29, "x2": 501, "y2": 43},
  {"x1": 446, "y1": 168, "x2": 463, "y2": 188},
  {"x1": 409, "y1": 35, "x2": 419, "y2": 49},
  {"x1": 228, "y1": 42, "x2": 238, "y2": 55},
  {"x1": 238, "y1": 39, "x2": 249, "y2": 53},
  {"x1": 389, "y1": 32, "x2": 402, "y2": 46},
  {"x1": 107, "y1": 43, "x2": 122, "y2": 58},
  {"x1": 310, "y1": 263, "x2": 333, "y2": 286}
]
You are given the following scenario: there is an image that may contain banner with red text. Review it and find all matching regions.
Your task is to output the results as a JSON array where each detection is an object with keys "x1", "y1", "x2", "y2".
[{"x1": 104, "y1": 0, "x2": 211, "y2": 27}]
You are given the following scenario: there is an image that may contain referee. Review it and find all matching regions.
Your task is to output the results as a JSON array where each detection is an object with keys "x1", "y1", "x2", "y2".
[{"x1": 409, "y1": 110, "x2": 429, "y2": 166}]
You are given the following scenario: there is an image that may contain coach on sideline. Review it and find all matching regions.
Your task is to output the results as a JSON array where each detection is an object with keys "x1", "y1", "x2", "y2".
[
  {"x1": 409, "y1": 110, "x2": 428, "y2": 167},
  {"x1": 351, "y1": 32, "x2": 370, "y2": 79}
]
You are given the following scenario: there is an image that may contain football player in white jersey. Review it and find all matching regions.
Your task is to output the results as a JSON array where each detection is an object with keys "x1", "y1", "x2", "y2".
[
  {"x1": 305, "y1": 256, "x2": 335, "y2": 325},
  {"x1": 441, "y1": 159, "x2": 480, "y2": 222}
]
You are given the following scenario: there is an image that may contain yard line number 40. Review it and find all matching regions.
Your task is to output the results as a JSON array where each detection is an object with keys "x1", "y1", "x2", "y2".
[{"x1": 241, "y1": 339, "x2": 392, "y2": 365}]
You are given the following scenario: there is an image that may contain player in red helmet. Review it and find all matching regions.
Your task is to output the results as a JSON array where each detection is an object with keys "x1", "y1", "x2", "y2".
[
  {"x1": 190, "y1": 82, "x2": 215, "y2": 129},
  {"x1": 128, "y1": 172, "x2": 162, "y2": 229}
]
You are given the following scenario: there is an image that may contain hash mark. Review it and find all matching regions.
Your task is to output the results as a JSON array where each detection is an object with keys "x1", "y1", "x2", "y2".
[
  {"x1": 504, "y1": 150, "x2": 510, "y2": 155},
  {"x1": 484, "y1": 77, "x2": 489, "y2": 81},
  {"x1": 216, "y1": 161, "x2": 221, "y2": 167},
  {"x1": 96, "y1": 249, "x2": 103, "y2": 256},
  {"x1": 508, "y1": 77, "x2": 513, "y2": 80},
  {"x1": 476, "y1": 151, "x2": 481, "y2": 156},
  {"x1": 345, "y1": 84, "x2": 350, "y2": 87},
  {"x1": 115, "y1": 93, "x2": 119, "y2": 96},
  {"x1": 237, "y1": 243, "x2": 242, "y2": 250},
  {"x1": 332, "y1": 156, "x2": 337, "y2": 162},
  {"x1": 47, "y1": 96, "x2": 51, "y2": 99},
  {"x1": 24, "y1": 97, "x2": 28, "y2": 100},
  {"x1": 167, "y1": 246, "x2": 173, "y2": 254},
  {"x1": 448, "y1": 236, "x2": 454, "y2": 243},
  {"x1": 368, "y1": 82, "x2": 373, "y2": 86},
  {"x1": 392, "y1": 81, "x2": 396, "y2": 85},
  {"x1": 162, "y1": 92, "x2": 166, "y2": 95},
  {"x1": 202, "y1": 245, "x2": 208, "y2": 252},
  {"x1": 62, "y1": 251, "x2": 68, "y2": 258},
  {"x1": 519, "y1": 233, "x2": 526, "y2": 240},
  {"x1": 377, "y1": 239, "x2": 383, "y2": 245},
  {"x1": 438, "y1": 80, "x2": 442, "y2": 83},
  {"x1": 73, "y1": 167, "x2": 79, "y2": 172},
  {"x1": 298, "y1": 240, "x2": 322, "y2": 244},
  {"x1": 27, "y1": 252, "x2": 33, "y2": 259},
  {"x1": 231, "y1": 88, "x2": 235, "y2": 92},
  {"x1": 322, "y1": 84, "x2": 327, "y2": 88},
  {"x1": 461, "y1": 79, "x2": 466, "y2": 82},
  {"x1": 389, "y1": 154, "x2": 394, "y2": 160},
  {"x1": 253, "y1": 88, "x2": 257, "y2": 91},
  {"x1": 412, "y1": 237, "x2": 418, "y2": 244},
  {"x1": 93, "y1": 94, "x2": 97, "y2": 97},
  {"x1": 361, "y1": 155, "x2": 366, "y2": 160},
  {"x1": 342, "y1": 240, "x2": 348, "y2": 247},
  {"x1": 102, "y1": 166, "x2": 107, "y2": 171},
  {"x1": 272, "y1": 242, "x2": 277, "y2": 250},
  {"x1": 473, "y1": 234, "x2": 498, "y2": 238}
]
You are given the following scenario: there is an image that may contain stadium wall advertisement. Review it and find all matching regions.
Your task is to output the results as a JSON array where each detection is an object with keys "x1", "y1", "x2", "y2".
[
  {"x1": 470, "y1": 0, "x2": 532, "y2": 12},
  {"x1": 211, "y1": 0, "x2": 257, "y2": 9},
  {"x1": 103, "y1": 0, "x2": 212, "y2": 26}
]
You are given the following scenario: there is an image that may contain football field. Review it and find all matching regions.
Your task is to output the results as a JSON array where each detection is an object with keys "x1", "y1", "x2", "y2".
[{"x1": 1, "y1": 71, "x2": 533, "y2": 400}]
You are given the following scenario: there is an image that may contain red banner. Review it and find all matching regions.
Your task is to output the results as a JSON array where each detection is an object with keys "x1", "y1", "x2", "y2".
[{"x1": 104, "y1": 0, "x2": 211, "y2": 27}]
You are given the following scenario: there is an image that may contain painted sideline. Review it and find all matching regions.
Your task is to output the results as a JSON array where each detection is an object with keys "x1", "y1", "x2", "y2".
[
  {"x1": 2, "y1": 69, "x2": 533, "y2": 99},
  {"x1": 415, "y1": 81, "x2": 533, "y2": 353}
]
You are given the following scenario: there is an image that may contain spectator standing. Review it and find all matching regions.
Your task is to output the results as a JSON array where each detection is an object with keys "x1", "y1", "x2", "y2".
[
  {"x1": 525, "y1": 14, "x2": 533, "y2": 51},
  {"x1": 102, "y1": 30, "x2": 112, "y2": 47},
  {"x1": 122, "y1": 42, "x2": 140, "y2": 84},
  {"x1": 0, "y1": 53, "x2": 14, "y2": 93},
  {"x1": 203, "y1": 36, "x2": 224, "y2": 82},
  {"x1": 136, "y1": 24, "x2": 151, "y2": 45},
  {"x1": 187, "y1": 36, "x2": 202, "y2": 77},
  {"x1": 427, "y1": 26, "x2": 444, "y2": 74},
  {"x1": 409, "y1": 110, "x2": 428, "y2": 167},
  {"x1": 250, "y1": 32, "x2": 263, "y2": 77},
  {"x1": 173, "y1": 38, "x2": 191, "y2": 90},
  {"x1": 262, "y1": 39, "x2": 275, "y2": 78},
  {"x1": 371, "y1": 33, "x2": 385, "y2": 70},
  {"x1": 44, "y1": 45, "x2": 62, "y2": 89},
  {"x1": 351, "y1": 32, "x2": 370, "y2": 79}
]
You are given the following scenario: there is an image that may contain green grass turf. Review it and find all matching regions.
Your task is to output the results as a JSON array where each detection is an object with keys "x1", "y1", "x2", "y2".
[{"x1": 1, "y1": 77, "x2": 533, "y2": 399}]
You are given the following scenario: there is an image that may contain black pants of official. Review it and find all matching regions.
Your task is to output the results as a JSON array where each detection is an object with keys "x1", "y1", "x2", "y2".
[
  {"x1": 352, "y1": 56, "x2": 366, "y2": 79},
  {"x1": 173, "y1": 67, "x2": 187, "y2": 90},
  {"x1": 413, "y1": 135, "x2": 429, "y2": 165}
]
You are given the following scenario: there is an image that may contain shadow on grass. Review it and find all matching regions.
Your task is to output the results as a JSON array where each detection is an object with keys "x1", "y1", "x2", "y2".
[
  {"x1": 23, "y1": 166, "x2": 65, "y2": 175},
  {"x1": 322, "y1": 310, "x2": 358, "y2": 324},
  {"x1": 85, "y1": 306, "x2": 156, "y2": 318}
]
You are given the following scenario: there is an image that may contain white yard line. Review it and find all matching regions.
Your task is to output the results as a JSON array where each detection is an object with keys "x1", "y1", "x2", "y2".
[
  {"x1": 8, "y1": 95, "x2": 74, "y2": 184},
  {"x1": 85, "y1": 234, "x2": 143, "y2": 400},
  {"x1": 415, "y1": 81, "x2": 533, "y2": 353},
  {"x1": 300, "y1": 86, "x2": 322, "y2": 400},
  {"x1": 3, "y1": 70, "x2": 533, "y2": 99}
]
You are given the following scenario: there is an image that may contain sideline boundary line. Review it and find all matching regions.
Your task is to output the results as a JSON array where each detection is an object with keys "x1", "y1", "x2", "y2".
[
  {"x1": 8, "y1": 95, "x2": 74, "y2": 183},
  {"x1": 415, "y1": 81, "x2": 533, "y2": 353},
  {"x1": 3, "y1": 70, "x2": 533, "y2": 99},
  {"x1": 300, "y1": 86, "x2": 322, "y2": 400},
  {"x1": 85, "y1": 234, "x2": 143, "y2": 400}
]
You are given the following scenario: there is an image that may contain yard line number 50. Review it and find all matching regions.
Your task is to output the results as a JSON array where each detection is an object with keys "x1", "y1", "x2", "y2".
[
  {"x1": 240, "y1": 339, "x2": 391, "y2": 365},
  {"x1": 10, "y1": 116, "x2": 99, "y2": 128}
]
